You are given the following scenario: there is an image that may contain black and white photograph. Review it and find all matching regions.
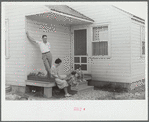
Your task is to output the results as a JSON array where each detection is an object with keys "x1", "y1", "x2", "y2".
[{"x1": 2, "y1": 1, "x2": 148, "y2": 121}]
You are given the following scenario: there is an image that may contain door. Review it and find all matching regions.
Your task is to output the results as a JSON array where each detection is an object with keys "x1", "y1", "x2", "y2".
[{"x1": 73, "y1": 29, "x2": 88, "y2": 73}]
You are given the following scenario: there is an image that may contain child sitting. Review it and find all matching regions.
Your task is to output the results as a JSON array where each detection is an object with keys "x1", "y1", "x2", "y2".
[
  {"x1": 67, "y1": 71, "x2": 79, "y2": 87},
  {"x1": 76, "y1": 66, "x2": 84, "y2": 82}
]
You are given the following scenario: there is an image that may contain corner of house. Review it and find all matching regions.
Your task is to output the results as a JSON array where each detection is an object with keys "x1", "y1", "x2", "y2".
[
  {"x1": 24, "y1": 16, "x2": 28, "y2": 81},
  {"x1": 129, "y1": 17, "x2": 132, "y2": 83}
]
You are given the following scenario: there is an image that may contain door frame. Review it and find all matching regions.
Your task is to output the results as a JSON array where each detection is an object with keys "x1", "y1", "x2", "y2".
[{"x1": 71, "y1": 26, "x2": 90, "y2": 74}]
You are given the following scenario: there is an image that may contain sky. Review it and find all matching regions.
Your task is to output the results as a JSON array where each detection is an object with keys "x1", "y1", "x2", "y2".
[
  {"x1": 64, "y1": 2, "x2": 147, "y2": 20},
  {"x1": 110, "y1": 2, "x2": 147, "y2": 20}
]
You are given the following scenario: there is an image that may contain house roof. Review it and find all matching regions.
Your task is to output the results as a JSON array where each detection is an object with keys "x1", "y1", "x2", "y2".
[
  {"x1": 112, "y1": 5, "x2": 145, "y2": 22},
  {"x1": 45, "y1": 5, "x2": 94, "y2": 22}
]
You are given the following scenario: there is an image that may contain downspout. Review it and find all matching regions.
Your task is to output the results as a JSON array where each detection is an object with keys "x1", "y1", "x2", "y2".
[{"x1": 69, "y1": 25, "x2": 73, "y2": 72}]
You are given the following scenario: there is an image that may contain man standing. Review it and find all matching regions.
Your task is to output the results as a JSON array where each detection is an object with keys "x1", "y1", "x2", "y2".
[{"x1": 26, "y1": 31, "x2": 52, "y2": 79}]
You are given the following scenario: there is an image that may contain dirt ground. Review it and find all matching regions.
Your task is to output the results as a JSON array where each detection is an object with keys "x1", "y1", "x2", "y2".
[
  {"x1": 5, "y1": 84, "x2": 145, "y2": 100},
  {"x1": 94, "y1": 84, "x2": 145, "y2": 100}
]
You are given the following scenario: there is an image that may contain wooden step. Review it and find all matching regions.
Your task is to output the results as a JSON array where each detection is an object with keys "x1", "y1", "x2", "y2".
[
  {"x1": 79, "y1": 80, "x2": 88, "y2": 85},
  {"x1": 78, "y1": 81, "x2": 88, "y2": 88},
  {"x1": 84, "y1": 74, "x2": 92, "y2": 81},
  {"x1": 78, "y1": 85, "x2": 94, "y2": 93},
  {"x1": 25, "y1": 80, "x2": 56, "y2": 87},
  {"x1": 78, "y1": 83, "x2": 88, "y2": 89}
]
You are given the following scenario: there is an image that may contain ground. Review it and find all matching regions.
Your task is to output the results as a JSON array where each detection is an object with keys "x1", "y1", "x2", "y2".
[{"x1": 5, "y1": 84, "x2": 145, "y2": 100}]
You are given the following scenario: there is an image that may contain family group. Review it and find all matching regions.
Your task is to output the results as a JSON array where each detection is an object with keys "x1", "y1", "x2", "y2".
[{"x1": 26, "y1": 32, "x2": 84, "y2": 97}]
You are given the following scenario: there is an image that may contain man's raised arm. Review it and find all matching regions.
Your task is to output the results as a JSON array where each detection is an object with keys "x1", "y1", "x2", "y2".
[{"x1": 26, "y1": 31, "x2": 37, "y2": 44}]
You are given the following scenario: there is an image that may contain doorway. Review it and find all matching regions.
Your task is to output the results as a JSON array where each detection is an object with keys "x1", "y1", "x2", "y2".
[{"x1": 74, "y1": 29, "x2": 88, "y2": 73}]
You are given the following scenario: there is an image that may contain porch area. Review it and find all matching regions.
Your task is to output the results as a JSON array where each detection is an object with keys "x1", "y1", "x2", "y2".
[
  {"x1": 25, "y1": 5, "x2": 94, "y2": 75},
  {"x1": 25, "y1": 74, "x2": 92, "y2": 98},
  {"x1": 23, "y1": 5, "x2": 94, "y2": 98}
]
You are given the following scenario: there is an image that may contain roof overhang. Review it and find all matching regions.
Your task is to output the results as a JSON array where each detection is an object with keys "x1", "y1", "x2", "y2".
[
  {"x1": 112, "y1": 5, "x2": 145, "y2": 24},
  {"x1": 26, "y1": 5, "x2": 94, "y2": 26}
]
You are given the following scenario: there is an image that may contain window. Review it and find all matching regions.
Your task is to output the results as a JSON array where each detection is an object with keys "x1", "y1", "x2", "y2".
[
  {"x1": 141, "y1": 26, "x2": 145, "y2": 55},
  {"x1": 5, "y1": 19, "x2": 9, "y2": 58},
  {"x1": 92, "y1": 26, "x2": 109, "y2": 56}
]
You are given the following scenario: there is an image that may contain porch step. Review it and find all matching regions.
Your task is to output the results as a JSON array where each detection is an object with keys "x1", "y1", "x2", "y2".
[
  {"x1": 76, "y1": 74, "x2": 92, "y2": 92},
  {"x1": 78, "y1": 81, "x2": 88, "y2": 88},
  {"x1": 25, "y1": 80, "x2": 56, "y2": 98},
  {"x1": 84, "y1": 74, "x2": 92, "y2": 81},
  {"x1": 79, "y1": 80, "x2": 88, "y2": 84},
  {"x1": 78, "y1": 85, "x2": 94, "y2": 93},
  {"x1": 25, "y1": 80, "x2": 56, "y2": 87}
]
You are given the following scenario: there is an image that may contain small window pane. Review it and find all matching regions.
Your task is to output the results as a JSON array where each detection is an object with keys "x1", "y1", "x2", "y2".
[
  {"x1": 81, "y1": 57, "x2": 87, "y2": 63},
  {"x1": 81, "y1": 64, "x2": 87, "y2": 70},
  {"x1": 93, "y1": 26, "x2": 108, "y2": 41},
  {"x1": 74, "y1": 64, "x2": 81, "y2": 70},
  {"x1": 74, "y1": 57, "x2": 80, "y2": 63},
  {"x1": 92, "y1": 42, "x2": 108, "y2": 56}
]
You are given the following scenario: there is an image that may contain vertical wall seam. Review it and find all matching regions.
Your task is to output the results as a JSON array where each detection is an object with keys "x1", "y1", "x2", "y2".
[
  {"x1": 130, "y1": 18, "x2": 132, "y2": 83},
  {"x1": 25, "y1": 16, "x2": 27, "y2": 82}
]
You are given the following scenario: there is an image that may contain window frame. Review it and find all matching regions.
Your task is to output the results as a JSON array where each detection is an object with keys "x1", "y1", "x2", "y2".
[
  {"x1": 91, "y1": 23, "x2": 111, "y2": 58},
  {"x1": 5, "y1": 19, "x2": 10, "y2": 59},
  {"x1": 140, "y1": 25, "x2": 145, "y2": 57}
]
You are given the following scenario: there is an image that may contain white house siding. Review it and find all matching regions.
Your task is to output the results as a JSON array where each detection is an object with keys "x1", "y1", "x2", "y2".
[
  {"x1": 5, "y1": 5, "x2": 59, "y2": 86},
  {"x1": 131, "y1": 21, "x2": 145, "y2": 83},
  {"x1": 5, "y1": 5, "x2": 26, "y2": 86},
  {"x1": 26, "y1": 18, "x2": 71, "y2": 77},
  {"x1": 70, "y1": 5, "x2": 131, "y2": 83}
]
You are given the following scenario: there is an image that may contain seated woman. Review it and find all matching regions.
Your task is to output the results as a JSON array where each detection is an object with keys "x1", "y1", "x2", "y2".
[{"x1": 51, "y1": 58, "x2": 72, "y2": 97}]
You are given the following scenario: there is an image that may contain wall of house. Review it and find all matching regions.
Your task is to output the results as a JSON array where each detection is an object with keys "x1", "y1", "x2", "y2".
[
  {"x1": 70, "y1": 5, "x2": 132, "y2": 83},
  {"x1": 5, "y1": 4, "x2": 57, "y2": 86},
  {"x1": 131, "y1": 21, "x2": 145, "y2": 83},
  {"x1": 26, "y1": 18, "x2": 71, "y2": 77},
  {"x1": 5, "y1": 5, "x2": 26, "y2": 86}
]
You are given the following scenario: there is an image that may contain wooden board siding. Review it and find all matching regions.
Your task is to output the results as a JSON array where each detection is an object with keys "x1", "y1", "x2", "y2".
[
  {"x1": 70, "y1": 5, "x2": 131, "y2": 83},
  {"x1": 5, "y1": 5, "x2": 26, "y2": 86},
  {"x1": 26, "y1": 19, "x2": 71, "y2": 77},
  {"x1": 131, "y1": 21, "x2": 145, "y2": 82},
  {"x1": 4, "y1": 5, "x2": 60, "y2": 86}
]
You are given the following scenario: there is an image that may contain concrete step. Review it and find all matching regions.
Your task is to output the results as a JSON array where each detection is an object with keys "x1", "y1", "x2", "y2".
[
  {"x1": 78, "y1": 84, "x2": 88, "y2": 89},
  {"x1": 77, "y1": 85, "x2": 94, "y2": 93},
  {"x1": 78, "y1": 81, "x2": 88, "y2": 88},
  {"x1": 79, "y1": 80, "x2": 88, "y2": 85},
  {"x1": 84, "y1": 74, "x2": 92, "y2": 81}
]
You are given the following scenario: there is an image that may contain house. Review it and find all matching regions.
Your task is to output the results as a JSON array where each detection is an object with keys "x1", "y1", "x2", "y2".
[{"x1": 5, "y1": 4, "x2": 145, "y2": 93}]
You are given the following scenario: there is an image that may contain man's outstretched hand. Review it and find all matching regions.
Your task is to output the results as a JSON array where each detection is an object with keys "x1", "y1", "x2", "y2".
[{"x1": 26, "y1": 31, "x2": 37, "y2": 44}]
